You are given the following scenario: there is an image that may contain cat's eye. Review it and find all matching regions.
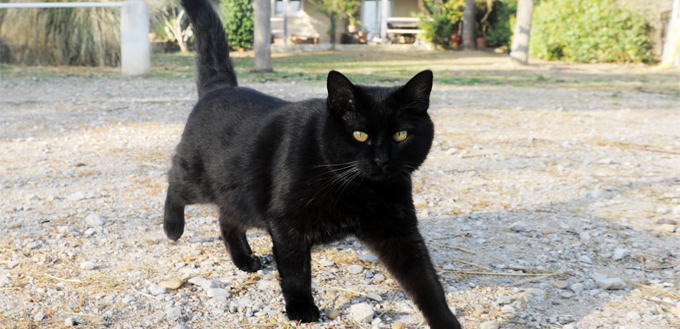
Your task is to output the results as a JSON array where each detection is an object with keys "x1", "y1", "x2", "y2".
[
  {"x1": 393, "y1": 131, "x2": 408, "y2": 142},
  {"x1": 353, "y1": 131, "x2": 368, "y2": 142}
]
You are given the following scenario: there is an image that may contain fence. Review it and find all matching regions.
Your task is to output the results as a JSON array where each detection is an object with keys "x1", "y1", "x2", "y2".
[{"x1": 0, "y1": 1, "x2": 150, "y2": 76}]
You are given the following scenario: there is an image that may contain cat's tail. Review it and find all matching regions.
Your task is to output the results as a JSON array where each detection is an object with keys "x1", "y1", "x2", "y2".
[{"x1": 181, "y1": 0, "x2": 238, "y2": 97}]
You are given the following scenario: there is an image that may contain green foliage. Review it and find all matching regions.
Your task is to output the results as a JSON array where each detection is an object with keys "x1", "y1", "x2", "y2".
[
  {"x1": 221, "y1": 0, "x2": 254, "y2": 50},
  {"x1": 484, "y1": 0, "x2": 516, "y2": 47},
  {"x1": 417, "y1": 0, "x2": 465, "y2": 47},
  {"x1": 0, "y1": 0, "x2": 120, "y2": 66},
  {"x1": 309, "y1": 0, "x2": 361, "y2": 44},
  {"x1": 531, "y1": 0, "x2": 653, "y2": 63}
]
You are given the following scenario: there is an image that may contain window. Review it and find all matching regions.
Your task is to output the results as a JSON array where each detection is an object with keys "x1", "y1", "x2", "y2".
[{"x1": 274, "y1": 0, "x2": 302, "y2": 14}]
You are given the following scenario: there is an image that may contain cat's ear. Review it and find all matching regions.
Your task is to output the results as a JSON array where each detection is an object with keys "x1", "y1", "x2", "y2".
[
  {"x1": 402, "y1": 70, "x2": 433, "y2": 101},
  {"x1": 327, "y1": 70, "x2": 357, "y2": 115},
  {"x1": 398, "y1": 70, "x2": 433, "y2": 113}
]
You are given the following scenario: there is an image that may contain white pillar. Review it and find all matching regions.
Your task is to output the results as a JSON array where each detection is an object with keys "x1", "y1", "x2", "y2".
[
  {"x1": 120, "y1": 0, "x2": 150, "y2": 76},
  {"x1": 380, "y1": 0, "x2": 388, "y2": 42}
]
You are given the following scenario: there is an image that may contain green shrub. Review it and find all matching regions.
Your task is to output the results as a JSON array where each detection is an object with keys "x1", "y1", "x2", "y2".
[
  {"x1": 417, "y1": 0, "x2": 464, "y2": 48},
  {"x1": 484, "y1": 0, "x2": 516, "y2": 47},
  {"x1": 531, "y1": 0, "x2": 653, "y2": 63},
  {"x1": 220, "y1": 0, "x2": 254, "y2": 50}
]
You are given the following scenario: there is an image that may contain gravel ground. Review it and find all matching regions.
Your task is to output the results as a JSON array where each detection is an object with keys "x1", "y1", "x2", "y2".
[{"x1": 1, "y1": 68, "x2": 679, "y2": 329}]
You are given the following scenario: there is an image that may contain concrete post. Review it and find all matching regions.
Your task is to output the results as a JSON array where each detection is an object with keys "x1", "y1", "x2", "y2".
[
  {"x1": 120, "y1": 0, "x2": 150, "y2": 76},
  {"x1": 380, "y1": 0, "x2": 388, "y2": 42}
]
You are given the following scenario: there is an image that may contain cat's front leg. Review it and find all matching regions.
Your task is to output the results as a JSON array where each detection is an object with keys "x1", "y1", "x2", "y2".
[
  {"x1": 269, "y1": 230, "x2": 320, "y2": 323},
  {"x1": 358, "y1": 223, "x2": 461, "y2": 329}
]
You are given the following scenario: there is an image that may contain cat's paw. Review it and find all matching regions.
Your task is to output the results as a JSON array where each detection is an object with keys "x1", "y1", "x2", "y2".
[
  {"x1": 234, "y1": 255, "x2": 262, "y2": 273},
  {"x1": 285, "y1": 303, "x2": 320, "y2": 323},
  {"x1": 163, "y1": 218, "x2": 185, "y2": 241}
]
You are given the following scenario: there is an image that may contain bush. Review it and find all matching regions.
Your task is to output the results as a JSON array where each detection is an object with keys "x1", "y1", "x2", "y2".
[
  {"x1": 0, "y1": 0, "x2": 120, "y2": 66},
  {"x1": 483, "y1": 0, "x2": 516, "y2": 47},
  {"x1": 220, "y1": 0, "x2": 254, "y2": 50},
  {"x1": 531, "y1": 0, "x2": 653, "y2": 63},
  {"x1": 417, "y1": 0, "x2": 464, "y2": 48}
]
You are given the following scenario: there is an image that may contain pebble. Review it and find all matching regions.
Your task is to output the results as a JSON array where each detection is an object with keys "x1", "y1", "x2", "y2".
[
  {"x1": 350, "y1": 302, "x2": 374, "y2": 323},
  {"x1": 391, "y1": 322, "x2": 405, "y2": 329},
  {"x1": 80, "y1": 261, "x2": 95, "y2": 270},
  {"x1": 68, "y1": 192, "x2": 86, "y2": 202},
  {"x1": 571, "y1": 283, "x2": 585, "y2": 294},
  {"x1": 510, "y1": 222, "x2": 527, "y2": 232},
  {"x1": 553, "y1": 280, "x2": 569, "y2": 289},
  {"x1": 166, "y1": 306, "x2": 183, "y2": 321},
  {"x1": 594, "y1": 277, "x2": 627, "y2": 290},
  {"x1": 479, "y1": 321, "x2": 500, "y2": 329},
  {"x1": 578, "y1": 255, "x2": 593, "y2": 264},
  {"x1": 7, "y1": 260, "x2": 20, "y2": 269},
  {"x1": 319, "y1": 260, "x2": 335, "y2": 267},
  {"x1": 626, "y1": 311, "x2": 641, "y2": 320},
  {"x1": 612, "y1": 248, "x2": 629, "y2": 260},
  {"x1": 64, "y1": 317, "x2": 76, "y2": 326},
  {"x1": 496, "y1": 296, "x2": 512, "y2": 304},
  {"x1": 148, "y1": 284, "x2": 167, "y2": 296},
  {"x1": 359, "y1": 254, "x2": 379, "y2": 263},
  {"x1": 84, "y1": 213, "x2": 104, "y2": 227},
  {"x1": 207, "y1": 288, "x2": 230, "y2": 298},
  {"x1": 347, "y1": 264, "x2": 364, "y2": 274},
  {"x1": 366, "y1": 293, "x2": 383, "y2": 302},
  {"x1": 501, "y1": 305, "x2": 515, "y2": 314},
  {"x1": 33, "y1": 310, "x2": 45, "y2": 322},
  {"x1": 159, "y1": 279, "x2": 183, "y2": 290},
  {"x1": 327, "y1": 310, "x2": 341, "y2": 319}
]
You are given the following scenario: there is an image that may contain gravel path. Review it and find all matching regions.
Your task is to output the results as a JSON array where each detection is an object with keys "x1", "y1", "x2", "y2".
[{"x1": 1, "y1": 72, "x2": 679, "y2": 329}]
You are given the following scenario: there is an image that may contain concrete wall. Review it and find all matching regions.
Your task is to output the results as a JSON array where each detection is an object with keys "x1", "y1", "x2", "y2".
[{"x1": 614, "y1": 0, "x2": 674, "y2": 56}]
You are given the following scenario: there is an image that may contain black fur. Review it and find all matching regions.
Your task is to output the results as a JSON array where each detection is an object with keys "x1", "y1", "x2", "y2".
[{"x1": 164, "y1": 0, "x2": 461, "y2": 327}]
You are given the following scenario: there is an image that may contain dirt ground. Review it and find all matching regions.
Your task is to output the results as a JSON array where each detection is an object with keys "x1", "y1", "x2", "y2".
[{"x1": 1, "y1": 53, "x2": 679, "y2": 329}]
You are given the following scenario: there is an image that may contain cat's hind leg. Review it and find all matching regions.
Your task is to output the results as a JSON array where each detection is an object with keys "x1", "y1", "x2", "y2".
[{"x1": 219, "y1": 214, "x2": 262, "y2": 273}]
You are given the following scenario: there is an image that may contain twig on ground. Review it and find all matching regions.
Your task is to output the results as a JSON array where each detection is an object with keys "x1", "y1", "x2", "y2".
[
  {"x1": 441, "y1": 270, "x2": 557, "y2": 277},
  {"x1": 44, "y1": 273, "x2": 82, "y2": 283},
  {"x1": 452, "y1": 258, "x2": 493, "y2": 271},
  {"x1": 623, "y1": 279, "x2": 680, "y2": 300},
  {"x1": 428, "y1": 242, "x2": 476, "y2": 255}
]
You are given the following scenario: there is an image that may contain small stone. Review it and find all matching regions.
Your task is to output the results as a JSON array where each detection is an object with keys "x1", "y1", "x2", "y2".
[
  {"x1": 34, "y1": 311, "x2": 45, "y2": 322},
  {"x1": 327, "y1": 310, "x2": 341, "y2": 319},
  {"x1": 500, "y1": 305, "x2": 515, "y2": 314},
  {"x1": 207, "y1": 288, "x2": 230, "y2": 298},
  {"x1": 347, "y1": 265, "x2": 364, "y2": 274},
  {"x1": 391, "y1": 322, "x2": 405, "y2": 329},
  {"x1": 472, "y1": 309, "x2": 484, "y2": 317},
  {"x1": 160, "y1": 279, "x2": 183, "y2": 290},
  {"x1": 656, "y1": 206, "x2": 670, "y2": 214},
  {"x1": 319, "y1": 260, "x2": 335, "y2": 267},
  {"x1": 148, "y1": 284, "x2": 166, "y2": 296},
  {"x1": 595, "y1": 277, "x2": 627, "y2": 290},
  {"x1": 626, "y1": 311, "x2": 641, "y2": 320},
  {"x1": 350, "y1": 303, "x2": 374, "y2": 323},
  {"x1": 560, "y1": 291, "x2": 575, "y2": 299},
  {"x1": 366, "y1": 293, "x2": 383, "y2": 302},
  {"x1": 658, "y1": 224, "x2": 677, "y2": 233},
  {"x1": 68, "y1": 192, "x2": 86, "y2": 202},
  {"x1": 373, "y1": 273, "x2": 385, "y2": 282},
  {"x1": 80, "y1": 261, "x2": 95, "y2": 270},
  {"x1": 166, "y1": 306, "x2": 183, "y2": 321},
  {"x1": 84, "y1": 213, "x2": 104, "y2": 227},
  {"x1": 7, "y1": 260, "x2": 20, "y2": 269},
  {"x1": 496, "y1": 296, "x2": 512, "y2": 304},
  {"x1": 188, "y1": 276, "x2": 208, "y2": 286},
  {"x1": 578, "y1": 255, "x2": 593, "y2": 264},
  {"x1": 359, "y1": 254, "x2": 379, "y2": 263},
  {"x1": 571, "y1": 283, "x2": 584, "y2": 294},
  {"x1": 510, "y1": 222, "x2": 527, "y2": 232},
  {"x1": 553, "y1": 280, "x2": 569, "y2": 289},
  {"x1": 64, "y1": 317, "x2": 76, "y2": 326},
  {"x1": 479, "y1": 321, "x2": 500, "y2": 329},
  {"x1": 122, "y1": 294, "x2": 136, "y2": 304},
  {"x1": 612, "y1": 248, "x2": 629, "y2": 261}
]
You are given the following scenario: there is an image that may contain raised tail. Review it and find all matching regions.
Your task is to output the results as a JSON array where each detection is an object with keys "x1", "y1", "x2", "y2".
[{"x1": 181, "y1": 0, "x2": 237, "y2": 97}]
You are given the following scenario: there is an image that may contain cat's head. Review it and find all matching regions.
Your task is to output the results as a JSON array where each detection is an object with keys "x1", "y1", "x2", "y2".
[{"x1": 321, "y1": 70, "x2": 434, "y2": 182}]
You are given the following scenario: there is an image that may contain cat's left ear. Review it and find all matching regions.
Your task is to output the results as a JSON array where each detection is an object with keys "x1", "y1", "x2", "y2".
[
  {"x1": 327, "y1": 70, "x2": 357, "y2": 115},
  {"x1": 399, "y1": 70, "x2": 433, "y2": 112}
]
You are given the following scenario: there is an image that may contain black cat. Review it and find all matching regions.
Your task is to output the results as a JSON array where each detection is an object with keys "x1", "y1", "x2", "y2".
[{"x1": 163, "y1": 0, "x2": 461, "y2": 328}]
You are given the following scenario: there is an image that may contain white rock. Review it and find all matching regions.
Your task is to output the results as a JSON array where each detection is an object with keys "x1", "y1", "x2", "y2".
[
  {"x1": 359, "y1": 254, "x2": 379, "y2": 263},
  {"x1": 34, "y1": 311, "x2": 45, "y2": 322},
  {"x1": 612, "y1": 248, "x2": 629, "y2": 261},
  {"x1": 366, "y1": 293, "x2": 383, "y2": 302},
  {"x1": 166, "y1": 306, "x2": 183, "y2": 321},
  {"x1": 68, "y1": 192, "x2": 86, "y2": 202},
  {"x1": 84, "y1": 213, "x2": 104, "y2": 227},
  {"x1": 500, "y1": 305, "x2": 515, "y2": 314},
  {"x1": 579, "y1": 255, "x2": 593, "y2": 264},
  {"x1": 207, "y1": 288, "x2": 230, "y2": 298},
  {"x1": 319, "y1": 260, "x2": 335, "y2": 267},
  {"x1": 595, "y1": 277, "x2": 627, "y2": 290},
  {"x1": 347, "y1": 265, "x2": 364, "y2": 274},
  {"x1": 148, "y1": 284, "x2": 167, "y2": 296},
  {"x1": 7, "y1": 260, "x2": 20, "y2": 269},
  {"x1": 80, "y1": 261, "x2": 95, "y2": 270},
  {"x1": 510, "y1": 222, "x2": 527, "y2": 232},
  {"x1": 479, "y1": 321, "x2": 500, "y2": 329},
  {"x1": 350, "y1": 303, "x2": 374, "y2": 323},
  {"x1": 64, "y1": 317, "x2": 76, "y2": 326},
  {"x1": 496, "y1": 296, "x2": 512, "y2": 304},
  {"x1": 626, "y1": 311, "x2": 641, "y2": 320},
  {"x1": 571, "y1": 283, "x2": 585, "y2": 294}
]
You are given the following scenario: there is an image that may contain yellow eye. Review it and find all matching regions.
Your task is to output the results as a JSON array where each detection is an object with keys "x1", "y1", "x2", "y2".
[
  {"x1": 393, "y1": 131, "x2": 408, "y2": 142},
  {"x1": 353, "y1": 131, "x2": 368, "y2": 142}
]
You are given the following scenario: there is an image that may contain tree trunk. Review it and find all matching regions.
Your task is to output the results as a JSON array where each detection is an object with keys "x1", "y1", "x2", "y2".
[
  {"x1": 463, "y1": 0, "x2": 476, "y2": 50},
  {"x1": 253, "y1": 0, "x2": 273, "y2": 72},
  {"x1": 510, "y1": 0, "x2": 534, "y2": 65}
]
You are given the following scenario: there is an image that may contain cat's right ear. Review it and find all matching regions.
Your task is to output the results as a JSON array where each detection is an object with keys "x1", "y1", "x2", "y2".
[{"x1": 327, "y1": 70, "x2": 357, "y2": 115}]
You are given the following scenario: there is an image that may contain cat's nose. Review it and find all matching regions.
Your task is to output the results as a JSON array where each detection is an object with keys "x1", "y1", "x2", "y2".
[{"x1": 373, "y1": 153, "x2": 389, "y2": 169}]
